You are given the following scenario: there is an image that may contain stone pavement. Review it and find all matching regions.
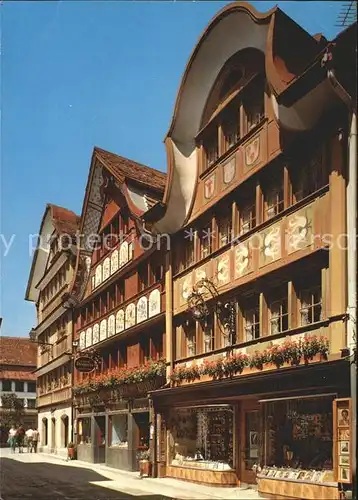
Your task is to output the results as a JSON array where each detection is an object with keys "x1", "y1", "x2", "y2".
[{"x1": 0, "y1": 447, "x2": 263, "y2": 499}]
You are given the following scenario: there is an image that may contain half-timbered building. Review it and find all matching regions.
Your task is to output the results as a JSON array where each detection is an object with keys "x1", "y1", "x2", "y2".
[
  {"x1": 67, "y1": 147, "x2": 167, "y2": 471},
  {"x1": 143, "y1": 3, "x2": 356, "y2": 498},
  {"x1": 26, "y1": 204, "x2": 80, "y2": 458}
]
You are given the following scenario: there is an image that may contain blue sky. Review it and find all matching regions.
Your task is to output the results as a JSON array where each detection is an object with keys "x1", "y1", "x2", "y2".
[{"x1": 0, "y1": 1, "x2": 346, "y2": 337}]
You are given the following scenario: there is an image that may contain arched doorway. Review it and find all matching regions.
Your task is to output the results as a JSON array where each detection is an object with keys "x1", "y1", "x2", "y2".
[
  {"x1": 61, "y1": 415, "x2": 69, "y2": 448},
  {"x1": 42, "y1": 418, "x2": 48, "y2": 446},
  {"x1": 51, "y1": 417, "x2": 56, "y2": 452}
]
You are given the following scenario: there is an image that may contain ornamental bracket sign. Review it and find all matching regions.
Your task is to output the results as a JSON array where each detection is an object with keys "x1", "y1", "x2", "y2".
[{"x1": 75, "y1": 356, "x2": 96, "y2": 373}]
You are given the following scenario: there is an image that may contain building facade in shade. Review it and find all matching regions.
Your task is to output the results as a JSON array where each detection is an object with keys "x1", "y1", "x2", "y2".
[
  {"x1": 25, "y1": 204, "x2": 80, "y2": 459},
  {"x1": 141, "y1": 3, "x2": 356, "y2": 499},
  {"x1": 67, "y1": 147, "x2": 167, "y2": 471},
  {"x1": 0, "y1": 337, "x2": 37, "y2": 444}
]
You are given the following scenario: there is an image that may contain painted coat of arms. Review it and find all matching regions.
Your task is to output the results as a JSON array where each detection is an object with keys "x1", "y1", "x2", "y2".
[
  {"x1": 245, "y1": 137, "x2": 260, "y2": 168},
  {"x1": 204, "y1": 175, "x2": 215, "y2": 200},
  {"x1": 223, "y1": 158, "x2": 236, "y2": 185}
]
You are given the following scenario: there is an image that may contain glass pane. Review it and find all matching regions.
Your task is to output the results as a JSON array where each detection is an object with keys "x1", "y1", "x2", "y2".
[
  {"x1": 169, "y1": 407, "x2": 234, "y2": 470},
  {"x1": 245, "y1": 411, "x2": 259, "y2": 470},
  {"x1": 110, "y1": 415, "x2": 128, "y2": 448}
]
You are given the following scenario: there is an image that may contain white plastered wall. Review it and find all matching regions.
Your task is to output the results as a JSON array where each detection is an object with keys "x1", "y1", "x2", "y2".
[{"x1": 38, "y1": 405, "x2": 72, "y2": 459}]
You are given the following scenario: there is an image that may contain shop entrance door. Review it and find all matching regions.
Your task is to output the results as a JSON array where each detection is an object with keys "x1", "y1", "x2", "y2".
[
  {"x1": 240, "y1": 400, "x2": 259, "y2": 484},
  {"x1": 94, "y1": 416, "x2": 106, "y2": 463}
]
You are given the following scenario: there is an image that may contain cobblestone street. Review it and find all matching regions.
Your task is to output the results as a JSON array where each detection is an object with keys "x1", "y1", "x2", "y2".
[
  {"x1": 0, "y1": 449, "x2": 263, "y2": 500},
  {"x1": 0, "y1": 449, "x2": 173, "y2": 500}
]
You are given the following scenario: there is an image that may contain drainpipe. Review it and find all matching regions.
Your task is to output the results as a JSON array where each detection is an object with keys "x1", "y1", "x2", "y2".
[{"x1": 326, "y1": 65, "x2": 357, "y2": 499}]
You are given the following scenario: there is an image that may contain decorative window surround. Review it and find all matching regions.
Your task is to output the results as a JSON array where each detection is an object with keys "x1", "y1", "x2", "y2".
[
  {"x1": 77, "y1": 287, "x2": 162, "y2": 350},
  {"x1": 91, "y1": 238, "x2": 134, "y2": 291}
]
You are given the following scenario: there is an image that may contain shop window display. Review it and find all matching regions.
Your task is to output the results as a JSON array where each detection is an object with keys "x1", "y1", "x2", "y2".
[
  {"x1": 109, "y1": 415, "x2": 128, "y2": 448},
  {"x1": 78, "y1": 417, "x2": 91, "y2": 444},
  {"x1": 169, "y1": 406, "x2": 233, "y2": 471},
  {"x1": 259, "y1": 396, "x2": 334, "y2": 483}
]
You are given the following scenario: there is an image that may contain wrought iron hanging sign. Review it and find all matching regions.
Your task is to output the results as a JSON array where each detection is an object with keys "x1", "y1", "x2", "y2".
[
  {"x1": 74, "y1": 356, "x2": 96, "y2": 373},
  {"x1": 186, "y1": 278, "x2": 236, "y2": 343}
]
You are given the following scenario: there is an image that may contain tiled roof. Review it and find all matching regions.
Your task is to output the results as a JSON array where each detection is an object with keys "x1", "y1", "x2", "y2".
[
  {"x1": 49, "y1": 204, "x2": 80, "y2": 236},
  {"x1": 0, "y1": 370, "x2": 36, "y2": 381},
  {"x1": 94, "y1": 147, "x2": 167, "y2": 192},
  {"x1": 0, "y1": 337, "x2": 37, "y2": 367}
]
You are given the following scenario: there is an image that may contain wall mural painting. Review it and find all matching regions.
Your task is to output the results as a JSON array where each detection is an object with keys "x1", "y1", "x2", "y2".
[
  {"x1": 103, "y1": 257, "x2": 110, "y2": 282},
  {"x1": 85, "y1": 327, "x2": 92, "y2": 348},
  {"x1": 216, "y1": 252, "x2": 230, "y2": 285},
  {"x1": 116, "y1": 310, "x2": 125, "y2": 333},
  {"x1": 204, "y1": 174, "x2": 216, "y2": 200},
  {"x1": 223, "y1": 157, "x2": 236, "y2": 185},
  {"x1": 137, "y1": 296, "x2": 148, "y2": 323},
  {"x1": 120, "y1": 241, "x2": 129, "y2": 268},
  {"x1": 125, "y1": 303, "x2": 136, "y2": 329},
  {"x1": 108, "y1": 314, "x2": 115, "y2": 337},
  {"x1": 91, "y1": 241, "x2": 133, "y2": 293},
  {"x1": 92, "y1": 324, "x2": 100, "y2": 344},
  {"x1": 95, "y1": 264, "x2": 102, "y2": 288},
  {"x1": 111, "y1": 249, "x2": 119, "y2": 275},
  {"x1": 100, "y1": 319, "x2": 107, "y2": 341},
  {"x1": 235, "y1": 240, "x2": 252, "y2": 279},
  {"x1": 179, "y1": 274, "x2": 193, "y2": 306},
  {"x1": 259, "y1": 224, "x2": 281, "y2": 267},
  {"x1": 286, "y1": 205, "x2": 314, "y2": 255},
  {"x1": 244, "y1": 136, "x2": 260, "y2": 170},
  {"x1": 79, "y1": 331, "x2": 86, "y2": 350},
  {"x1": 149, "y1": 289, "x2": 161, "y2": 318}
]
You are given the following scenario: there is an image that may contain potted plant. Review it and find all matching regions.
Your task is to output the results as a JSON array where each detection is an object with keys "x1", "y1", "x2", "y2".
[
  {"x1": 137, "y1": 448, "x2": 151, "y2": 477},
  {"x1": 67, "y1": 442, "x2": 76, "y2": 460}
]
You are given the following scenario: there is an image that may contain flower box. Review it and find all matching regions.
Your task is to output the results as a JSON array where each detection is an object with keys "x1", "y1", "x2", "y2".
[
  {"x1": 170, "y1": 336, "x2": 329, "y2": 386},
  {"x1": 73, "y1": 360, "x2": 166, "y2": 403}
]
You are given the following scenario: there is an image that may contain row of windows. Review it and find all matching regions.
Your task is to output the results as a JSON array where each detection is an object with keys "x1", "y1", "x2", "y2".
[
  {"x1": 79, "y1": 334, "x2": 164, "y2": 384},
  {"x1": 0, "y1": 396, "x2": 36, "y2": 409},
  {"x1": 40, "y1": 262, "x2": 70, "y2": 308},
  {"x1": 176, "y1": 145, "x2": 327, "y2": 273},
  {"x1": 200, "y1": 73, "x2": 265, "y2": 172},
  {"x1": 80, "y1": 255, "x2": 164, "y2": 330},
  {"x1": 175, "y1": 278, "x2": 322, "y2": 360},
  {"x1": 1, "y1": 381, "x2": 36, "y2": 392},
  {"x1": 38, "y1": 314, "x2": 69, "y2": 348},
  {"x1": 93, "y1": 211, "x2": 130, "y2": 264},
  {"x1": 38, "y1": 364, "x2": 71, "y2": 395}
]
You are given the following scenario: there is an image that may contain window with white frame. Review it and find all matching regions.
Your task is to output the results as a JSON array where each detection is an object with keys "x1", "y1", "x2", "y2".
[
  {"x1": 269, "y1": 296, "x2": 288, "y2": 334},
  {"x1": 199, "y1": 224, "x2": 213, "y2": 260},
  {"x1": 264, "y1": 178, "x2": 284, "y2": 220},
  {"x1": 184, "y1": 318, "x2": 196, "y2": 357},
  {"x1": 240, "y1": 202, "x2": 256, "y2": 235},
  {"x1": 244, "y1": 307, "x2": 260, "y2": 341},
  {"x1": 202, "y1": 312, "x2": 215, "y2": 353},
  {"x1": 217, "y1": 209, "x2": 232, "y2": 247},
  {"x1": 299, "y1": 286, "x2": 322, "y2": 326}
]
